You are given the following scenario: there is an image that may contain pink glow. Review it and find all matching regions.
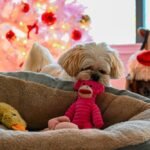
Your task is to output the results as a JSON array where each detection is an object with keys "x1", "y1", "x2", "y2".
[{"x1": 111, "y1": 43, "x2": 141, "y2": 89}]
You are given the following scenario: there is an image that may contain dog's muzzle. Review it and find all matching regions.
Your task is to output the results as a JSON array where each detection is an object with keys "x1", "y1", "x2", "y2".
[{"x1": 91, "y1": 73, "x2": 100, "y2": 81}]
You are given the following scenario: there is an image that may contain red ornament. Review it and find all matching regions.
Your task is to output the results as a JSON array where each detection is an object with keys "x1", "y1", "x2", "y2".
[
  {"x1": 19, "y1": 62, "x2": 24, "y2": 68},
  {"x1": 71, "y1": 29, "x2": 82, "y2": 40},
  {"x1": 137, "y1": 50, "x2": 150, "y2": 66},
  {"x1": 41, "y1": 12, "x2": 56, "y2": 25},
  {"x1": 22, "y1": 2, "x2": 30, "y2": 13},
  {"x1": 27, "y1": 21, "x2": 39, "y2": 39},
  {"x1": 6, "y1": 30, "x2": 16, "y2": 41}
]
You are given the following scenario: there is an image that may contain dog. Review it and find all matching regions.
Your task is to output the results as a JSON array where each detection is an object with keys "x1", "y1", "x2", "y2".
[
  {"x1": 126, "y1": 28, "x2": 150, "y2": 98},
  {"x1": 23, "y1": 42, "x2": 124, "y2": 86}
]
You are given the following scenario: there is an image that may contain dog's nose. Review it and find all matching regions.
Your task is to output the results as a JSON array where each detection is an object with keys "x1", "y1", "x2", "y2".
[{"x1": 91, "y1": 73, "x2": 100, "y2": 81}]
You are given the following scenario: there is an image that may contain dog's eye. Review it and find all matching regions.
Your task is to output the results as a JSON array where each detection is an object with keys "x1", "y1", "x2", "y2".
[
  {"x1": 81, "y1": 66, "x2": 92, "y2": 71},
  {"x1": 12, "y1": 113, "x2": 16, "y2": 116},
  {"x1": 99, "y1": 70, "x2": 106, "y2": 74}
]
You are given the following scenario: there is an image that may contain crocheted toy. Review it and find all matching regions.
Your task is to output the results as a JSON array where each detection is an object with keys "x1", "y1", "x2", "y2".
[
  {"x1": 48, "y1": 80, "x2": 104, "y2": 129},
  {"x1": 0, "y1": 102, "x2": 27, "y2": 131},
  {"x1": 126, "y1": 28, "x2": 150, "y2": 98}
]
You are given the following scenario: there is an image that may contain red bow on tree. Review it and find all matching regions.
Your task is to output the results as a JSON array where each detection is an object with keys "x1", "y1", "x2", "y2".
[{"x1": 27, "y1": 22, "x2": 39, "y2": 39}]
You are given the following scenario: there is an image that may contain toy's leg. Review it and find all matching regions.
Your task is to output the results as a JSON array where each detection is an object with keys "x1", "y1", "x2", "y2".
[
  {"x1": 23, "y1": 42, "x2": 55, "y2": 72},
  {"x1": 55, "y1": 122, "x2": 78, "y2": 130},
  {"x1": 48, "y1": 116, "x2": 70, "y2": 130},
  {"x1": 83, "y1": 122, "x2": 93, "y2": 129}
]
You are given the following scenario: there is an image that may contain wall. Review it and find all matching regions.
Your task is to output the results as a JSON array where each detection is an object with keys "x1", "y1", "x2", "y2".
[{"x1": 110, "y1": 43, "x2": 141, "y2": 89}]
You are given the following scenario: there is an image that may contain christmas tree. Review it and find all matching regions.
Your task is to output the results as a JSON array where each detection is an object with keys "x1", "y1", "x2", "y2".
[{"x1": 0, "y1": 0, "x2": 91, "y2": 71}]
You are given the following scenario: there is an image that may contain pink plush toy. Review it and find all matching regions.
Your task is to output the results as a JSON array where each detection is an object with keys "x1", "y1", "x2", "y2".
[{"x1": 48, "y1": 80, "x2": 104, "y2": 130}]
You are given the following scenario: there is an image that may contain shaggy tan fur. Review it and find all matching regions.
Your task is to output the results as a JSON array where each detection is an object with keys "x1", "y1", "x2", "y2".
[
  {"x1": 0, "y1": 75, "x2": 150, "y2": 150},
  {"x1": 23, "y1": 42, "x2": 124, "y2": 86},
  {"x1": 23, "y1": 42, "x2": 56, "y2": 72}
]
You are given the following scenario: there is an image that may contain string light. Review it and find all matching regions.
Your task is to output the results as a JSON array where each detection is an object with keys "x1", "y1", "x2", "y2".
[
  {"x1": 49, "y1": 26, "x2": 55, "y2": 30},
  {"x1": 23, "y1": 39, "x2": 27, "y2": 44},
  {"x1": 61, "y1": 45, "x2": 65, "y2": 50},
  {"x1": 47, "y1": 6, "x2": 57, "y2": 12},
  {"x1": 80, "y1": 24, "x2": 89, "y2": 30},
  {"x1": 36, "y1": 2, "x2": 42, "y2": 8},
  {"x1": 52, "y1": 42, "x2": 59, "y2": 48},
  {"x1": 22, "y1": 51, "x2": 26, "y2": 56},
  {"x1": 19, "y1": 21, "x2": 24, "y2": 26},
  {"x1": 61, "y1": 24, "x2": 70, "y2": 30},
  {"x1": 22, "y1": 0, "x2": 27, "y2": 3},
  {"x1": 16, "y1": 38, "x2": 20, "y2": 41}
]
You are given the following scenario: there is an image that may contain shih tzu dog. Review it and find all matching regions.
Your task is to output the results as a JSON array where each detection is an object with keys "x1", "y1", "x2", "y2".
[
  {"x1": 126, "y1": 28, "x2": 150, "y2": 98},
  {"x1": 23, "y1": 42, "x2": 124, "y2": 86}
]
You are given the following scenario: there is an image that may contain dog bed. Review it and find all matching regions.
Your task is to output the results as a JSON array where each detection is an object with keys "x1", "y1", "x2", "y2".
[{"x1": 0, "y1": 72, "x2": 150, "y2": 150}]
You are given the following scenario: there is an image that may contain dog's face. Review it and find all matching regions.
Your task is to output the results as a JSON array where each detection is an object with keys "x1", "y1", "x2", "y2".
[{"x1": 58, "y1": 42, "x2": 123, "y2": 86}]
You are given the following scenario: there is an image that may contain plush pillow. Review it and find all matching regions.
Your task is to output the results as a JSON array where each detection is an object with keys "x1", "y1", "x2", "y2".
[
  {"x1": 0, "y1": 71, "x2": 74, "y2": 91},
  {"x1": 0, "y1": 72, "x2": 149, "y2": 131},
  {"x1": 0, "y1": 71, "x2": 150, "y2": 102},
  {"x1": 0, "y1": 72, "x2": 150, "y2": 150}
]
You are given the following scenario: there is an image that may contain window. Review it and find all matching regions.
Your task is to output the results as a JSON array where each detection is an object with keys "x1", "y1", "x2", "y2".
[
  {"x1": 80, "y1": 0, "x2": 136, "y2": 44},
  {"x1": 136, "y1": 0, "x2": 150, "y2": 42},
  {"x1": 145, "y1": 0, "x2": 150, "y2": 29}
]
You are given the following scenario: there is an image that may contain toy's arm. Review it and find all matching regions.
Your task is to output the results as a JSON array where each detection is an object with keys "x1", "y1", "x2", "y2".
[
  {"x1": 65, "y1": 102, "x2": 76, "y2": 121},
  {"x1": 92, "y1": 104, "x2": 104, "y2": 128},
  {"x1": 48, "y1": 116, "x2": 70, "y2": 130}
]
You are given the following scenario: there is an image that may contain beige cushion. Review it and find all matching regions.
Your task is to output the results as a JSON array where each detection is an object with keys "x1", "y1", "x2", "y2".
[
  {"x1": 0, "y1": 75, "x2": 149, "y2": 130},
  {"x1": 0, "y1": 74, "x2": 150, "y2": 150}
]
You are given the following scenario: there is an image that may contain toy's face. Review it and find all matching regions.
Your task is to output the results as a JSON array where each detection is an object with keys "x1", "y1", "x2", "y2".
[
  {"x1": 78, "y1": 84, "x2": 93, "y2": 98},
  {"x1": 1, "y1": 111, "x2": 26, "y2": 131},
  {"x1": 75, "y1": 80, "x2": 105, "y2": 99}
]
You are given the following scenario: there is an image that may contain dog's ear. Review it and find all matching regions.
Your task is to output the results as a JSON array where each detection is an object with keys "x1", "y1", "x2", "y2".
[
  {"x1": 74, "y1": 80, "x2": 82, "y2": 91},
  {"x1": 98, "y1": 43, "x2": 124, "y2": 79},
  {"x1": 138, "y1": 28, "x2": 150, "y2": 50},
  {"x1": 108, "y1": 51, "x2": 124, "y2": 79},
  {"x1": 138, "y1": 28, "x2": 147, "y2": 37},
  {"x1": 23, "y1": 42, "x2": 55, "y2": 72},
  {"x1": 58, "y1": 45, "x2": 84, "y2": 76},
  {"x1": 137, "y1": 28, "x2": 150, "y2": 38}
]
